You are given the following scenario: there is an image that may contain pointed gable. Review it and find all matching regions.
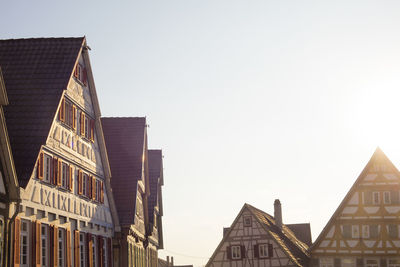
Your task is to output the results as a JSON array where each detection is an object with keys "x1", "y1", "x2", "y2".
[
  {"x1": 0, "y1": 37, "x2": 84, "y2": 186},
  {"x1": 311, "y1": 147, "x2": 400, "y2": 255},
  {"x1": 101, "y1": 117, "x2": 147, "y2": 225}
]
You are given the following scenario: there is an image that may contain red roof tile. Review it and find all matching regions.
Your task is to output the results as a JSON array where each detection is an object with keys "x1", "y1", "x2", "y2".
[{"x1": 0, "y1": 37, "x2": 84, "y2": 186}]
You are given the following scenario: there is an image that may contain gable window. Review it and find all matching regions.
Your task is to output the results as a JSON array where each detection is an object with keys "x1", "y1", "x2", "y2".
[
  {"x1": 369, "y1": 225, "x2": 379, "y2": 238},
  {"x1": 243, "y1": 216, "x2": 252, "y2": 227},
  {"x1": 388, "y1": 259, "x2": 400, "y2": 267},
  {"x1": 351, "y1": 225, "x2": 359, "y2": 238},
  {"x1": 78, "y1": 111, "x2": 95, "y2": 142},
  {"x1": 320, "y1": 258, "x2": 334, "y2": 267},
  {"x1": 372, "y1": 192, "x2": 380, "y2": 205},
  {"x1": 390, "y1": 191, "x2": 399, "y2": 204},
  {"x1": 20, "y1": 220, "x2": 30, "y2": 267},
  {"x1": 231, "y1": 245, "x2": 241, "y2": 259},
  {"x1": 259, "y1": 244, "x2": 269, "y2": 258},
  {"x1": 74, "y1": 63, "x2": 88, "y2": 86},
  {"x1": 365, "y1": 259, "x2": 379, "y2": 267},
  {"x1": 43, "y1": 153, "x2": 53, "y2": 183},
  {"x1": 82, "y1": 173, "x2": 87, "y2": 197},
  {"x1": 384, "y1": 191, "x2": 391, "y2": 204},
  {"x1": 62, "y1": 163, "x2": 69, "y2": 188}
]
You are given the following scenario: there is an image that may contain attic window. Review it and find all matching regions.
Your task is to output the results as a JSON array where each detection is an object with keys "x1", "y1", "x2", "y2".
[
  {"x1": 231, "y1": 246, "x2": 242, "y2": 259},
  {"x1": 74, "y1": 63, "x2": 88, "y2": 86},
  {"x1": 243, "y1": 216, "x2": 252, "y2": 227}
]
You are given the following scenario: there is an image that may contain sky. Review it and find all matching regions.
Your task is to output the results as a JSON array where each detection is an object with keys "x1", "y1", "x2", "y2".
[{"x1": 3, "y1": 1, "x2": 400, "y2": 266}]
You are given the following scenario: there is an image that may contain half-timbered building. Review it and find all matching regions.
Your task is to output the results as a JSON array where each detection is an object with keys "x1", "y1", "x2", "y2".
[
  {"x1": 311, "y1": 148, "x2": 400, "y2": 267},
  {"x1": 0, "y1": 37, "x2": 120, "y2": 267},
  {"x1": 0, "y1": 67, "x2": 19, "y2": 267},
  {"x1": 206, "y1": 201, "x2": 310, "y2": 267},
  {"x1": 102, "y1": 117, "x2": 160, "y2": 267}
]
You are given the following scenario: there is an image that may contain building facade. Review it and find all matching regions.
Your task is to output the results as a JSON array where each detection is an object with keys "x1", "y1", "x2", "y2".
[
  {"x1": 0, "y1": 37, "x2": 120, "y2": 267},
  {"x1": 311, "y1": 148, "x2": 400, "y2": 267},
  {"x1": 206, "y1": 201, "x2": 311, "y2": 267}
]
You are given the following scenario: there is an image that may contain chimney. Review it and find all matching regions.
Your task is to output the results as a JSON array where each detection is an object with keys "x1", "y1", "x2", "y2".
[
  {"x1": 274, "y1": 199, "x2": 282, "y2": 228},
  {"x1": 171, "y1": 256, "x2": 174, "y2": 266},
  {"x1": 167, "y1": 256, "x2": 170, "y2": 266}
]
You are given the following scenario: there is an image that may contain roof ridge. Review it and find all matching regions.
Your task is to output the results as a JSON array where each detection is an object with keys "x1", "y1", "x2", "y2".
[{"x1": 0, "y1": 37, "x2": 85, "y2": 41}]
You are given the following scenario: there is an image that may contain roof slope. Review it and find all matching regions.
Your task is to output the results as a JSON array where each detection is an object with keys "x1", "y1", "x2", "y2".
[
  {"x1": 148, "y1": 149, "x2": 162, "y2": 224},
  {"x1": 311, "y1": 147, "x2": 396, "y2": 250},
  {"x1": 286, "y1": 223, "x2": 312, "y2": 246},
  {"x1": 0, "y1": 37, "x2": 84, "y2": 186},
  {"x1": 101, "y1": 117, "x2": 146, "y2": 225}
]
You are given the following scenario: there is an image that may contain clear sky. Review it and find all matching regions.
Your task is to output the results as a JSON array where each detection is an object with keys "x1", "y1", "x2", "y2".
[{"x1": 3, "y1": 1, "x2": 400, "y2": 266}]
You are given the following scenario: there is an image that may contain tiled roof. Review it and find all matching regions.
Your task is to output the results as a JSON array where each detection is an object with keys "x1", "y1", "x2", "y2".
[
  {"x1": 246, "y1": 204, "x2": 310, "y2": 267},
  {"x1": 286, "y1": 223, "x2": 312, "y2": 246},
  {"x1": 101, "y1": 117, "x2": 146, "y2": 225},
  {"x1": 148, "y1": 149, "x2": 162, "y2": 224},
  {"x1": 0, "y1": 37, "x2": 84, "y2": 186}
]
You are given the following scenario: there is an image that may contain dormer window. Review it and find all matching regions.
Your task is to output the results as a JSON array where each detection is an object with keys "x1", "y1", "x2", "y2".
[{"x1": 74, "y1": 63, "x2": 87, "y2": 86}]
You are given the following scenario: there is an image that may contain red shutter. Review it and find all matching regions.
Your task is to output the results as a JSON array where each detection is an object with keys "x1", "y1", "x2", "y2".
[
  {"x1": 14, "y1": 217, "x2": 21, "y2": 266},
  {"x1": 72, "y1": 105, "x2": 77, "y2": 131},
  {"x1": 268, "y1": 244, "x2": 273, "y2": 258},
  {"x1": 226, "y1": 246, "x2": 231, "y2": 260},
  {"x1": 57, "y1": 159, "x2": 62, "y2": 186},
  {"x1": 53, "y1": 158, "x2": 58, "y2": 185},
  {"x1": 54, "y1": 225, "x2": 58, "y2": 267},
  {"x1": 107, "y1": 238, "x2": 112, "y2": 267},
  {"x1": 35, "y1": 221, "x2": 41, "y2": 267},
  {"x1": 69, "y1": 165, "x2": 73, "y2": 191},
  {"x1": 100, "y1": 181, "x2": 104, "y2": 203},
  {"x1": 38, "y1": 152, "x2": 44, "y2": 180},
  {"x1": 59, "y1": 98, "x2": 65, "y2": 122},
  {"x1": 74, "y1": 230, "x2": 80, "y2": 267},
  {"x1": 254, "y1": 244, "x2": 259, "y2": 258},
  {"x1": 241, "y1": 245, "x2": 246, "y2": 259},
  {"x1": 66, "y1": 229, "x2": 71, "y2": 267}
]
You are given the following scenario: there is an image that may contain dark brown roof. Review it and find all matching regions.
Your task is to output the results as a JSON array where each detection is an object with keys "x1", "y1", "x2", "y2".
[
  {"x1": 101, "y1": 117, "x2": 146, "y2": 225},
  {"x1": 286, "y1": 223, "x2": 312, "y2": 246},
  {"x1": 148, "y1": 149, "x2": 162, "y2": 224},
  {"x1": 0, "y1": 37, "x2": 84, "y2": 186}
]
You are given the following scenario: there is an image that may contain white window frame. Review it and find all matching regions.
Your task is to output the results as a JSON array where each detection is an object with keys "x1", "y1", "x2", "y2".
[
  {"x1": 362, "y1": 225, "x2": 370, "y2": 238},
  {"x1": 231, "y1": 245, "x2": 241, "y2": 259},
  {"x1": 79, "y1": 233, "x2": 86, "y2": 267},
  {"x1": 41, "y1": 224, "x2": 49, "y2": 267},
  {"x1": 320, "y1": 258, "x2": 334, "y2": 267},
  {"x1": 43, "y1": 153, "x2": 52, "y2": 183},
  {"x1": 20, "y1": 220, "x2": 30, "y2": 267},
  {"x1": 58, "y1": 228, "x2": 64, "y2": 267},
  {"x1": 365, "y1": 258, "x2": 379, "y2": 267},
  {"x1": 82, "y1": 174, "x2": 87, "y2": 196},
  {"x1": 259, "y1": 244, "x2": 269, "y2": 258},
  {"x1": 372, "y1": 192, "x2": 380, "y2": 205},
  {"x1": 62, "y1": 163, "x2": 68, "y2": 188},
  {"x1": 384, "y1": 191, "x2": 391, "y2": 204},
  {"x1": 388, "y1": 259, "x2": 400, "y2": 267}
]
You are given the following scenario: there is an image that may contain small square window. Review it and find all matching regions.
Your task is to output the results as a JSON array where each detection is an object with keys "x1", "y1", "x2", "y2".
[
  {"x1": 244, "y1": 216, "x2": 252, "y2": 227},
  {"x1": 231, "y1": 245, "x2": 241, "y2": 259}
]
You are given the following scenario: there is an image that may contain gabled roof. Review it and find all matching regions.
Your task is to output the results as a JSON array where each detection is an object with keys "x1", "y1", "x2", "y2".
[
  {"x1": 311, "y1": 147, "x2": 396, "y2": 250},
  {"x1": 206, "y1": 203, "x2": 310, "y2": 267},
  {"x1": 148, "y1": 149, "x2": 163, "y2": 224},
  {"x1": 101, "y1": 117, "x2": 147, "y2": 225},
  {"x1": 0, "y1": 37, "x2": 85, "y2": 186}
]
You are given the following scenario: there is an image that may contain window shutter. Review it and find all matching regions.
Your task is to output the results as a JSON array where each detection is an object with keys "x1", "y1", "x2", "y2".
[
  {"x1": 50, "y1": 225, "x2": 54, "y2": 266},
  {"x1": 87, "y1": 175, "x2": 91, "y2": 199},
  {"x1": 59, "y1": 98, "x2": 65, "y2": 122},
  {"x1": 98, "y1": 236, "x2": 103, "y2": 267},
  {"x1": 54, "y1": 225, "x2": 59, "y2": 267},
  {"x1": 72, "y1": 105, "x2": 77, "y2": 131},
  {"x1": 253, "y1": 244, "x2": 259, "y2": 258},
  {"x1": 226, "y1": 246, "x2": 231, "y2": 260},
  {"x1": 38, "y1": 152, "x2": 44, "y2": 180},
  {"x1": 87, "y1": 233, "x2": 93, "y2": 267},
  {"x1": 57, "y1": 159, "x2": 62, "y2": 186},
  {"x1": 90, "y1": 119, "x2": 95, "y2": 142},
  {"x1": 74, "y1": 230, "x2": 80, "y2": 267},
  {"x1": 53, "y1": 157, "x2": 58, "y2": 185},
  {"x1": 74, "y1": 65, "x2": 79, "y2": 78},
  {"x1": 14, "y1": 217, "x2": 21, "y2": 265},
  {"x1": 92, "y1": 177, "x2": 96, "y2": 201},
  {"x1": 80, "y1": 112, "x2": 85, "y2": 136},
  {"x1": 107, "y1": 238, "x2": 112, "y2": 267},
  {"x1": 35, "y1": 221, "x2": 41, "y2": 267},
  {"x1": 66, "y1": 229, "x2": 71, "y2": 267},
  {"x1": 100, "y1": 181, "x2": 104, "y2": 204},
  {"x1": 69, "y1": 165, "x2": 73, "y2": 191},
  {"x1": 240, "y1": 245, "x2": 246, "y2": 259},
  {"x1": 268, "y1": 244, "x2": 273, "y2": 258}
]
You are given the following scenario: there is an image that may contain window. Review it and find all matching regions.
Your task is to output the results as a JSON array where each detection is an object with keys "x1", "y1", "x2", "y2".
[
  {"x1": 74, "y1": 63, "x2": 88, "y2": 86},
  {"x1": 80, "y1": 233, "x2": 86, "y2": 267},
  {"x1": 20, "y1": 220, "x2": 29, "y2": 267},
  {"x1": 362, "y1": 225, "x2": 370, "y2": 238},
  {"x1": 92, "y1": 236, "x2": 97, "y2": 267},
  {"x1": 342, "y1": 258, "x2": 356, "y2": 267},
  {"x1": 58, "y1": 229, "x2": 64, "y2": 267},
  {"x1": 103, "y1": 238, "x2": 107, "y2": 267},
  {"x1": 364, "y1": 191, "x2": 373, "y2": 205},
  {"x1": 342, "y1": 225, "x2": 351, "y2": 238},
  {"x1": 351, "y1": 225, "x2": 359, "y2": 238},
  {"x1": 391, "y1": 191, "x2": 400, "y2": 204},
  {"x1": 388, "y1": 224, "x2": 398, "y2": 238},
  {"x1": 243, "y1": 216, "x2": 252, "y2": 227},
  {"x1": 388, "y1": 259, "x2": 400, "y2": 267},
  {"x1": 41, "y1": 225, "x2": 48, "y2": 267},
  {"x1": 62, "y1": 163, "x2": 68, "y2": 188},
  {"x1": 43, "y1": 153, "x2": 53, "y2": 183},
  {"x1": 320, "y1": 258, "x2": 334, "y2": 267},
  {"x1": 369, "y1": 225, "x2": 379, "y2": 238},
  {"x1": 82, "y1": 173, "x2": 87, "y2": 196},
  {"x1": 372, "y1": 192, "x2": 380, "y2": 205},
  {"x1": 365, "y1": 259, "x2": 379, "y2": 267},
  {"x1": 384, "y1": 191, "x2": 391, "y2": 204},
  {"x1": 259, "y1": 244, "x2": 269, "y2": 258},
  {"x1": 231, "y1": 245, "x2": 241, "y2": 259}
]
